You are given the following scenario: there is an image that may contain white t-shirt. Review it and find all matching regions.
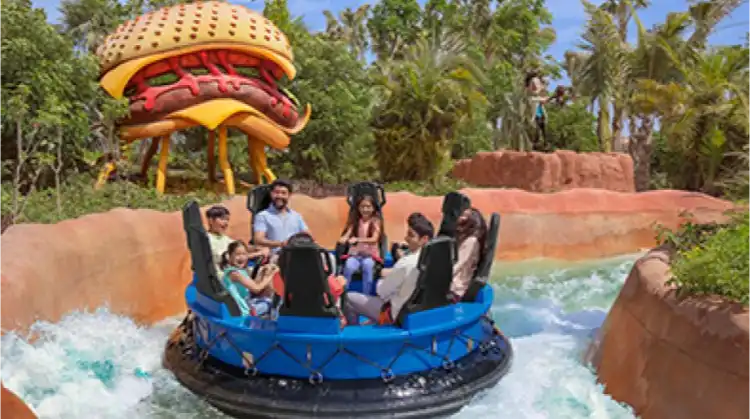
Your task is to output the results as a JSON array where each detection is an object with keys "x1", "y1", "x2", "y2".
[
  {"x1": 208, "y1": 232, "x2": 234, "y2": 275},
  {"x1": 376, "y1": 250, "x2": 421, "y2": 319}
]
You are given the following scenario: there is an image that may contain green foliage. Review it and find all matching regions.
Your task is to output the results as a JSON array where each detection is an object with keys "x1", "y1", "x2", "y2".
[
  {"x1": 367, "y1": 0, "x2": 423, "y2": 61},
  {"x1": 658, "y1": 211, "x2": 749, "y2": 305},
  {"x1": 384, "y1": 177, "x2": 470, "y2": 197},
  {"x1": 545, "y1": 100, "x2": 599, "y2": 152},
  {"x1": 268, "y1": 31, "x2": 376, "y2": 183},
  {"x1": 2, "y1": 0, "x2": 107, "y2": 182},
  {"x1": 0, "y1": 174, "x2": 223, "y2": 225},
  {"x1": 372, "y1": 34, "x2": 486, "y2": 181}
]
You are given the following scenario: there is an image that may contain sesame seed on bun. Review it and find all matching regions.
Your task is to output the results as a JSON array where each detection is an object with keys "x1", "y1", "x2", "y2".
[{"x1": 96, "y1": 1, "x2": 293, "y2": 76}]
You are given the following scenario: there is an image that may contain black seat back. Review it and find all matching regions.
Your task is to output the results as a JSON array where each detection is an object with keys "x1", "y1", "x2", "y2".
[
  {"x1": 395, "y1": 236, "x2": 457, "y2": 325},
  {"x1": 462, "y1": 213, "x2": 501, "y2": 302},
  {"x1": 438, "y1": 192, "x2": 472, "y2": 238},
  {"x1": 246, "y1": 185, "x2": 273, "y2": 245},
  {"x1": 337, "y1": 181, "x2": 388, "y2": 266},
  {"x1": 278, "y1": 241, "x2": 339, "y2": 318},
  {"x1": 182, "y1": 200, "x2": 241, "y2": 316}
]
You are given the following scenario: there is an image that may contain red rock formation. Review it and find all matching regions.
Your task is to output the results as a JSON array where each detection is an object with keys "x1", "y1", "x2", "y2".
[
  {"x1": 2, "y1": 384, "x2": 36, "y2": 419},
  {"x1": 586, "y1": 248, "x2": 749, "y2": 419},
  {"x1": 1, "y1": 189, "x2": 732, "y2": 334},
  {"x1": 452, "y1": 150, "x2": 635, "y2": 192}
]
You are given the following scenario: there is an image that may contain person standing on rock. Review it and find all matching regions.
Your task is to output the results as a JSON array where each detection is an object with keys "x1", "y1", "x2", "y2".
[
  {"x1": 253, "y1": 179, "x2": 311, "y2": 260},
  {"x1": 525, "y1": 71, "x2": 550, "y2": 151}
]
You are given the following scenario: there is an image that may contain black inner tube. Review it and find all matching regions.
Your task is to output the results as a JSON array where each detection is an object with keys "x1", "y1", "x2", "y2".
[{"x1": 163, "y1": 314, "x2": 514, "y2": 419}]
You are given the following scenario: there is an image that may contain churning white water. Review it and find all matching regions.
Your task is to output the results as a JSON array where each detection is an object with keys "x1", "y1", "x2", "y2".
[{"x1": 2, "y1": 256, "x2": 639, "y2": 419}]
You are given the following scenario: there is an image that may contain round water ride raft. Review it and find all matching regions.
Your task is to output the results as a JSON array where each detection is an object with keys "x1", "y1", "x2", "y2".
[{"x1": 164, "y1": 184, "x2": 513, "y2": 418}]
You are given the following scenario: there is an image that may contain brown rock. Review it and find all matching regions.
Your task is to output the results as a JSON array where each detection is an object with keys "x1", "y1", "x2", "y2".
[
  {"x1": 1, "y1": 189, "x2": 732, "y2": 334},
  {"x1": 587, "y1": 248, "x2": 749, "y2": 419},
  {"x1": 2, "y1": 384, "x2": 36, "y2": 419},
  {"x1": 452, "y1": 150, "x2": 636, "y2": 192}
]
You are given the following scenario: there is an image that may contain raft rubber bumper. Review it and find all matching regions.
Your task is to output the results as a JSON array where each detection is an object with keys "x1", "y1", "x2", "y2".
[{"x1": 163, "y1": 320, "x2": 514, "y2": 419}]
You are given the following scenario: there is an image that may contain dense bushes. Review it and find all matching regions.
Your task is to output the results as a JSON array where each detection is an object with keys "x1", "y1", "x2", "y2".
[{"x1": 658, "y1": 211, "x2": 749, "y2": 305}]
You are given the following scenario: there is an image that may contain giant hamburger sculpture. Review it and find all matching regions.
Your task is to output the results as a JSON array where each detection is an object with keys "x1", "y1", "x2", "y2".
[{"x1": 95, "y1": 1, "x2": 311, "y2": 194}]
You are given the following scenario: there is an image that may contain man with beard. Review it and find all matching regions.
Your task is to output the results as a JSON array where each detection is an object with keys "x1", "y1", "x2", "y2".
[{"x1": 253, "y1": 179, "x2": 310, "y2": 258}]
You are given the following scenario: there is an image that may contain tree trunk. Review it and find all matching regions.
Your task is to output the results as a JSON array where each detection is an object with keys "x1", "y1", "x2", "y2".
[
  {"x1": 628, "y1": 116, "x2": 654, "y2": 192},
  {"x1": 597, "y1": 100, "x2": 612, "y2": 152},
  {"x1": 611, "y1": 102, "x2": 624, "y2": 152}
]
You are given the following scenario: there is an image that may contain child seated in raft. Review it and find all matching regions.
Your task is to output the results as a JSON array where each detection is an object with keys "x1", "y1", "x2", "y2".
[
  {"x1": 206, "y1": 205, "x2": 267, "y2": 274},
  {"x1": 449, "y1": 208, "x2": 487, "y2": 302},
  {"x1": 221, "y1": 240, "x2": 278, "y2": 318},
  {"x1": 338, "y1": 195, "x2": 383, "y2": 295}
]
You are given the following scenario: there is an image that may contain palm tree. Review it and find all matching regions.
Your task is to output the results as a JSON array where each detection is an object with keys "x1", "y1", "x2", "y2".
[
  {"x1": 322, "y1": 5, "x2": 370, "y2": 61},
  {"x1": 631, "y1": 44, "x2": 749, "y2": 195},
  {"x1": 371, "y1": 30, "x2": 486, "y2": 181},
  {"x1": 59, "y1": 0, "x2": 127, "y2": 53},
  {"x1": 569, "y1": 1, "x2": 630, "y2": 151}
]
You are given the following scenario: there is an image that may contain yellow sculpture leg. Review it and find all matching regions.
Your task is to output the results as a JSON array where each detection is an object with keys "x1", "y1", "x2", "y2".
[
  {"x1": 247, "y1": 136, "x2": 276, "y2": 185},
  {"x1": 217, "y1": 126, "x2": 235, "y2": 195},
  {"x1": 155, "y1": 136, "x2": 170, "y2": 194},
  {"x1": 95, "y1": 162, "x2": 116, "y2": 189},
  {"x1": 207, "y1": 130, "x2": 216, "y2": 183}
]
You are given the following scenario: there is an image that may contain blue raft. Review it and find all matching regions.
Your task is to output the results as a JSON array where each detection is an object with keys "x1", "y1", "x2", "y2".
[{"x1": 163, "y1": 185, "x2": 513, "y2": 418}]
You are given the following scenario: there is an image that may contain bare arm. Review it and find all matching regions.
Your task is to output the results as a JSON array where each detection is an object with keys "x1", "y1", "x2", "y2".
[
  {"x1": 338, "y1": 225, "x2": 353, "y2": 244},
  {"x1": 229, "y1": 270, "x2": 272, "y2": 294},
  {"x1": 253, "y1": 230, "x2": 285, "y2": 249}
]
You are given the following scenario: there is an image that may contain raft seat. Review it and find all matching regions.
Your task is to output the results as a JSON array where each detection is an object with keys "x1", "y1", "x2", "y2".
[
  {"x1": 396, "y1": 236, "x2": 457, "y2": 328},
  {"x1": 182, "y1": 201, "x2": 242, "y2": 317},
  {"x1": 462, "y1": 212, "x2": 501, "y2": 303},
  {"x1": 276, "y1": 239, "x2": 341, "y2": 333},
  {"x1": 335, "y1": 181, "x2": 389, "y2": 291}
]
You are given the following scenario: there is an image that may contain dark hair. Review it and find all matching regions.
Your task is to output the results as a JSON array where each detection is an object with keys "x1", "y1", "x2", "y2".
[
  {"x1": 525, "y1": 71, "x2": 541, "y2": 88},
  {"x1": 343, "y1": 194, "x2": 382, "y2": 239},
  {"x1": 456, "y1": 208, "x2": 487, "y2": 251},
  {"x1": 206, "y1": 205, "x2": 230, "y2": 220},
  {"x1": 287, "y1": 231, "x2": 314, "y2": 246},
  {"x1": 407, "y1": 212, "x2": 424, "y2": 225},
  {"x1": 408, "y1": 214, "x2": 434, "y2": 240},
  {"x1": 270, "y1": 179, "x2": 293, "y2": 193},
  {"x1": 220, "y1": 240, "x2": 249, "y2": 269}
]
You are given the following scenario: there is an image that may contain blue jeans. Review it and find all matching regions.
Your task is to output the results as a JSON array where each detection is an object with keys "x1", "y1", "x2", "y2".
[
  {"x1": 248, "y1": 296, "x2": 274, "y2": 317},
  {"x1": 343, "y1": 256, "x2": 376, "y2": 295}
]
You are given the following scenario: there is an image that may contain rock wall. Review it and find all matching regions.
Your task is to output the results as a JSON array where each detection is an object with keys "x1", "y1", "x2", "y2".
[
  {"x1": 452, "y1": 150, "x2": 635, "y2": 192},
  {"x1": 1, "y1": 188, "x2": 732, "y2": 333},
  {"x1": 586, "y1": 248, "x2": 749, "y2": 419},
  {"x1": 1, "y1": 384, "x2": 36, "y2": 419}
]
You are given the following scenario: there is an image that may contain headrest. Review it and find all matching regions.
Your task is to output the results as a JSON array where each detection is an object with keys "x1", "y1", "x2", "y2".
[
  {"x1": 416, "y1": 236, "x2": 457, "y2": 270},
  {"x1": 474, "y1": 213, "x2": 500, "y2": 280},
  {"x1": 246, "y1": 184, "x2": 273, "y2": 215},
  {"x1": 279, "y1": 240, "x2": 332, "y2": 277},
  {"x1": 278, "y1": 240, "x2": 338, "y2": 318},
  {"x1": 346, "y1": 181, "x2": 386, "y2": 210}
]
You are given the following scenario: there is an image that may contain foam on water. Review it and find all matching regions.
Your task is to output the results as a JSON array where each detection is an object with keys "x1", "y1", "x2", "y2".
[{"x1": 2, "y1": 257, "x2": 638, "y2": 419}]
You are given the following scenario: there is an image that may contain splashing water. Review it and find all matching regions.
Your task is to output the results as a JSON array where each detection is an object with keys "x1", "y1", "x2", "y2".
[{"x1": 2, "y1": 256, "x2": 639, "y2": 419}]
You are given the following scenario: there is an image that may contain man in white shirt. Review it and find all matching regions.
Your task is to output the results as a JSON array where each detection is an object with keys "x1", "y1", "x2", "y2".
[{"x1": 343, "y1": 214, "x2": 435, "y2": 325}]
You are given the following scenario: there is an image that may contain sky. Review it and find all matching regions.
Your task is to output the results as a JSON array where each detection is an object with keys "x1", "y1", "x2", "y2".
[{"x1": 33, "y1": 0, "x2": 749, "y2": 84}]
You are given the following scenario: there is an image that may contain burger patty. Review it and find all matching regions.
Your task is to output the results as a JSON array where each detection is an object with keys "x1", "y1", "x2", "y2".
[{"x1": 123, "y1": 78, "x2": 300, "y2": 128}]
